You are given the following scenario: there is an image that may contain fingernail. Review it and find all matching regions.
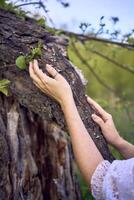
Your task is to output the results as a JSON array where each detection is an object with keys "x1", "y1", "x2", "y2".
[
  {"x1": 46, "y1": 64, "x2": 51, "y2": 69},
  {"x1": 91, "y1": 114, "x2": 96, "y2": 119},
  {"x1": 29, "y1": 62, "x2": 32, "y2": 68}
]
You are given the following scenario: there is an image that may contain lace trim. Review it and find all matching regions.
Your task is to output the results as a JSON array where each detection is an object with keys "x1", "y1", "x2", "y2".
[{"x1": 91, "y1": 160, "x2": 111, "y2": 200}]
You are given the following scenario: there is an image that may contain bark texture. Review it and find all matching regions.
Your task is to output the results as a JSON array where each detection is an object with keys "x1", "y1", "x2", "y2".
[
  {"x1": 0, "y1": 8, "x2": 114, "y2": 200},
  {"x1": 0, "y1": 96, "x2": 81, "y2": 200}
]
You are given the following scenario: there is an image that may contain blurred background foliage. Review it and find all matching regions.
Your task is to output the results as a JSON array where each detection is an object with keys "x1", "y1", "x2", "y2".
[
  {"x1": 68, "y1": 40, "x2": 134, "y2": 198},
  {"x1": 68, "y1": 40, "x2": 134, "y2": 143},
  {"x1": 0, "y1": 0, "x2": 134, "y2": 199}
]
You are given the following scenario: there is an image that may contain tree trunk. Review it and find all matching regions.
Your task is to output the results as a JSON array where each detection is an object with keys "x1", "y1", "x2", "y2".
[
  {"x1": 0, "y1": 95, "x2": 82, "y2": 200},
  {"x1": 0, "y1": 8, "x2": 114, "y2": 200}
]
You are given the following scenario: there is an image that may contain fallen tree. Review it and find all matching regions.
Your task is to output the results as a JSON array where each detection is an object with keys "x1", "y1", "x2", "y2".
[{"x1": 0, "y1": 8, "x2": 114, "y2": 200}]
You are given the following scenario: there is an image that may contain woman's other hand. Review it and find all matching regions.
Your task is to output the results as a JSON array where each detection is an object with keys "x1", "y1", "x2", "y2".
[
  {"x1": 29, "y1": 59, "x2": 73, "y2": 106},
  {"x1": 87, "y1": 96, "x2": 122, "y2": 148}
]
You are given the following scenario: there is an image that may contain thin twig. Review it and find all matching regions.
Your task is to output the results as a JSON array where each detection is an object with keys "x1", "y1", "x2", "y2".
[{"x1": 14, "y1": 2, "x2": 41, "y2": 8}]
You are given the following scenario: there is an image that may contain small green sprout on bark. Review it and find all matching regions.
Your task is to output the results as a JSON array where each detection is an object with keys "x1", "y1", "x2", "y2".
[
  {"x1": 0, "y1": 79, "x2": 10, "y2": 96},
  {"x1": 16, "y1": 42, "x2": 42, "y2": 69}
]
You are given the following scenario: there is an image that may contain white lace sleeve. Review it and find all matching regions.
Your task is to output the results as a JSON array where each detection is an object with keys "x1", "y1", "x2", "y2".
[{"x1": 91, "y1": 158, "x2": 134, "y2": 200}]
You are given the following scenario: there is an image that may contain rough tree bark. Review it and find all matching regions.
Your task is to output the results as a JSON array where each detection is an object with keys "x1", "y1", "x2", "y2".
[{"x1": 0, "y1": 8, "x2": 114, "y2": 200}]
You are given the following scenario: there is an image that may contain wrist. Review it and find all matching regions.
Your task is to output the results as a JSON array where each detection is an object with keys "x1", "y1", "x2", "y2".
[
  {"x1": 113, "y1": 136, "x2": 125, "y2": 150},
  {"x1": 60, "y1": 95, "x2": 75, "y2": 111}
]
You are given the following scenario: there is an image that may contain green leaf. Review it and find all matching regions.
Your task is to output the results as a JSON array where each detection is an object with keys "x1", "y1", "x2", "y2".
[
  {"x1": 0, "y1": 79, "x2": 10, "y2": 96},
  {"x1": 32, "y1": 47, "x2": 42, "y2": 57},
  {"x1": 0, "y1": 87, "x2": 9, "y2": 96},
  {"x1": 15, "y1": 43, "x2": 42, "y2": 70},
  {"x1": 16, "y1": 55, "x2": 27, "y2": 69},
  {"x1": 0, "y1": 79, "x2": 10, "y2": 86}
]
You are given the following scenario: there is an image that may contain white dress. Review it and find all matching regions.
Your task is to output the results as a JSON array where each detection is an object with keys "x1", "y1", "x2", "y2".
[{"x1": 91, "y1": 158, "x2": 134, "y2": 200}]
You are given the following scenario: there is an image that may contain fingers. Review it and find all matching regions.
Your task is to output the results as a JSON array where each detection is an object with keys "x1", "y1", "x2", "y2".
[
  {"x1": 87, "y1": 96, "x2": 110, "y2": 121},
  {"x1": 91, "y1": 114, "x2": 105, "y2": 128},
  {"x1": 29, "y1": 62, "x2": 44, "y2": 85},
  {"x1": 29, "y1": 63, "x2": 49, "y2": 92},
  {"x1": 30, "y1": 59, "x2": 62, "y2": 84},
  {"x1": 87, "y1": 96, "x2": 100, "y2": 108},
  {"x1": 33, "y1": 60, "x2": 52, "y2": 84},
  {"x1": 46, "y1": 64, "x2": 62, "y2": 80},
  {"x1": 33, "y1": 81, "x2": 50, "y2": 95}
]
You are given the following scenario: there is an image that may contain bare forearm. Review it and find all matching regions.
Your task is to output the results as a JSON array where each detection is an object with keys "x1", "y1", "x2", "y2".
[
  {"x1": 114, "y1": 137, "x2": 134, "y2": 159},
  {"x1": 61, "y1": 98, "x2": 103, "y2": 184}
]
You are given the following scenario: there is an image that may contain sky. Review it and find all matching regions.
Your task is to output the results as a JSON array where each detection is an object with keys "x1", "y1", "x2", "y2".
[{"x1": 12, "y1": 0, "x2": 134, "y2": 35}]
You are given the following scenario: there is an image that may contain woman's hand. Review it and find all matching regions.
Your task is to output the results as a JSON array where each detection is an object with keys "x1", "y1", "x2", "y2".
[
  {"x1": 29, "y1": 59, "x2": 73, "y2": 106},
  {"x1": 87, "y1": 96, "x2": 122, "y2": 147}
]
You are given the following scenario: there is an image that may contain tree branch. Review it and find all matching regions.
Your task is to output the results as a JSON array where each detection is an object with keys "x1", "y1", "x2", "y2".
[{"x1": 60, "y1": 30, "x2": 134, "y2": 50}]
